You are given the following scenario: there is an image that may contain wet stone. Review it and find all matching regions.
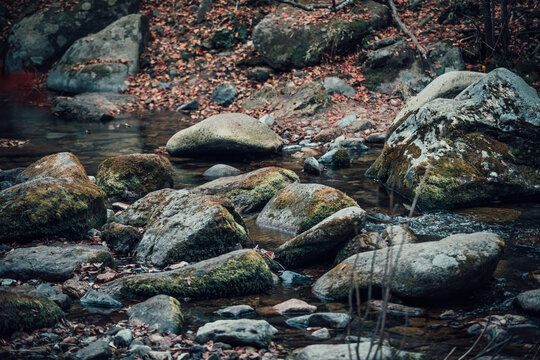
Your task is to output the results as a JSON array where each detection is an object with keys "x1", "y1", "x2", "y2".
[
  {"x1": 80, "y1": 289, "x2": 122, "y2": 308},
  {"x1": 73, "y1": 340, "x2": 111, "y2": 360},
  {"x1": 215, "y1": 304, "x2": 255, "y2": 318},
  {"x1": 286, "y1": 312, "x2": 351, "y2": 329},
  {"x1": 280, "y1": 271, "x2": 312, "y2": 285}
]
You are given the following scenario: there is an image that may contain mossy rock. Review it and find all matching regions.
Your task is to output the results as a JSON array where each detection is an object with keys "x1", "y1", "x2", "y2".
[
  {"x1": 21, "y1": 152, "x2": 89, "y2": 182},
  {"x1": 257, "y1": 183, "x2": 358, "y2": 235},
  {"x1": 96, "y1": 153, "x2": 174, "y2": 201},
  {"x1": 331, "y1": 148, "x2": 351, "y2": 168},
  {"x1": 101, "y1": 222, "x2": 142, "y2": 253},
  {"x1": 86, "y1": 250, "x2": 115, "y2": 268},
  {"x1": 101, "y1": 250, "x2": 273, "y2": 300},
  {"x1": 0, "y1": 290, "x2": 65, "y2": 336},
  {"x1": 127, "y1": 294, "x2": 183, "y2": 334},
  {"x1": 193, "y1": 167, "x2": 299, "y2": 214}
]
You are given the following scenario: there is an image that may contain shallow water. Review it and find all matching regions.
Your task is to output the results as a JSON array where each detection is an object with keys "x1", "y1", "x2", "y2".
[{"x1": 1, "y1": 103, "x2": 539, "y2": 359}]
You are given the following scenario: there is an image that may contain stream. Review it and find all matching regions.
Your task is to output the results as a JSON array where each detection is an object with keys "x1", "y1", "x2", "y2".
[{"x1": 1, "y1": 102, "x2": 539, "y2": 359}]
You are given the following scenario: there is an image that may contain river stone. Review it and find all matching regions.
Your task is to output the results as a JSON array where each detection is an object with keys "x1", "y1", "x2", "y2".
[
  {"x1": 73, "y1": 340, "x2": 111, "y2": 360},
  {"x1": 313, "y1": 232, "x2": 505, "y2": 300},
  {"x1": 193, "y1": 167, "x2": 299, "y2": 214},
  {"x1": 5, "y1": 0, "x2": 137, "y2": 73},
  {"x1": 381, "y1": 225, "x2": 417, "y2": 246},
  {"x1": 324, "y1": 77, "x2": 357, "y2": 97},
  {"x1": 22, "y1": 151, "x2": 90, "y2": 183},
  {"x1": 96, "y1": 154, "x2": 174, "y2": 201},
  {"x1": 203, "y1": 164, "x2": 241, "y2": 179},
  {"x1": 196, "y1": 319, "x2": 277, "y2": 347},
  {"x1": 100, "y1": 250, "x2": 273, "y2": 300},
  {"x1": 334, "y1": 232, "x2": 384, "y2": 264},
  {"x1": 115, "y1": 189, "x2": 247, "y2": 266},
  {"x1": 47, "y1": 14, "x2": 149, "y2": 93},
  {"x1": 0, "y1": 289, "x2": 65, "y2": 336},
  {"x1": 273, "y1": 299, "x2": 316, "y2": 315},
  {"x1": 292, "y1": 343, "x2": 420, "y2": 360},
  {"x1": 318, "y1": 148, "x2": 350, "y2": 168},
  {"x1": 114, "y1": 329, "x2": 133, "y2": 347},
  {"x1": 303, "y1": 157, "x2": 324, "y2": 175},
  {"x1": 257, "y1": 183, "x2": 358, "y2": 235},
  {"x1": 215, "y1": 305, "x2": 255, "y2": 318},
  {"x1": 367, "y1": 68, "x2": 540, "y2": 210},
  {"x1": 80, "y1": 289, "x2": 122, "y2": 308},
  {"x1": 280, "y1": 271, "x2": 312, "y2": 285},
  {"x1": 252, "y1": 0, "x2": 388, "y2": 70},
  {"x1": 52, "y1": 92, "x2": 135, "y2": 122},
  {"x1": 63, "y1": 278, "x2": 91, "y2": 299},
  {"x1": 286, "y1": 312, "x2": 351, "y2": 329},
  {"x1": 516, "y1": 289, "x2": 540, "y2": 315},
  {"x1": 101, "y1": 222, "x2": 141, "y2": 253},
  {"x1": 0, "y1": 245, "x2": 112, "y2": 281},
  {"x1": 210, "y1": 83, "x2": 238, "y2": 106},
  {"x1": 127, "y1": 295, "x2": 183, "y2": 334},
  {"x1": 275, "y1": 206, "x2": 366, "y2": 268},
  {"x1": 166, "y1": 113, "x2": 283, "y2": 157}
]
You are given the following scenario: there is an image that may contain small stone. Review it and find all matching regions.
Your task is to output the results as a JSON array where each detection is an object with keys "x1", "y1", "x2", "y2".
[
  {"x1": 441, "y1": 309, "x2": 457, "y2": 319},
  {"x1": 211, "y1": 83, "x2": 238, "y2": 107},
  {"x1": 259, "y1": 114, "x2": 275, "y2": 126},
  {"x1": 177, "y1": 99, "x2": 199, "y2": 111},
  {"x1": 1, "y1": 278, "x2": 16, "y2": 286},
  {"x1": 149, "y1": 351, "x2": 172, "y2": 360},
  {"x1": 303, "y1": 157, "x2": 324, "y2": 176},
  {"x1": 280, "y1": 271, "x2": 312, "y2": 285},
  {"x1": 273, "y1": 298, "x2": 316, "y2": 315},
  {"x1": 365, "y1": 133, "x2": 386, "y2": 143},
  {"x1": 130, "y1": 344, "x2": 152, "y2": 356},
  {"x1": 309, "y1": 327, "x2": 330, "y2": 340},
  {"x1": 324, "y1": 77, "x2": 357, "y2": 97},
  {"x1": 96, "y1": 271, "x2": 117, "y2": 283},
  {"x1": 62, "y1": 278, "x2": 90, "y2": 299},
  {"x1": 73, "y1": 340, "x2": 111, "y2": 360},
  {"x1": 516, "y1": 289, "x2": 540, "y2": 314},
  {"x1": 80, "y1": 289, "x2": 122, "y2": 308},
  {"x1": 336, "y1": 113, "x2": 357, "y2": 128},
  {"x1": 114, "y1": 329, "x2": 133, "y2": 347},
  {"x1": 368, "y1": 300, "x2": 423, "y2": 317},
  {"x1": 51, "y1": 293, "x2": 72, "y2": 310},
  {"x1": 282, "y1": 145, "x2": 302, "y2": 153},
  {"x1": 286, "y1": 312, "x2": 351, "y2": 329},
  {"x1": 203, "y1": 164, "x2": 241, "y2": 179},
  {"x1": 215, "y1": 305, "x2": 255, "y2": 318},
  {"x1": 112, "y1": 202, "x2": 129, "y2": 211}
]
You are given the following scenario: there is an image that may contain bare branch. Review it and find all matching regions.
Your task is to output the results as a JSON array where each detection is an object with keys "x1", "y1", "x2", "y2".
[{"x1": 387, "y1": 0, "x2": 428, "y2": 58}]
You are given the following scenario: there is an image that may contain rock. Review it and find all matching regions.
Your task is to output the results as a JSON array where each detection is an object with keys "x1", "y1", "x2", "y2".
[
  {"x1": 29, "y1": 284, "x2": 72, "y2": 310},
  {"x1": 292, "y1": 343, "x2": 420, "y2": 360},
  {"x1": 73, "y1": 340, "x2": 111, "y2": 360},
  {"x1": 215, "y1": 305, "x2": 255, "y2": 318},
  {"x1": 149, "y1": 351, "x2": 172, "y2": 360},
  {"x1": 248, "y1": 67, "x2": 273, "y2": 83},
  {"x1": 52, "y1": 93, "x2": 135, "y2": 122},
  {"x1": 335, "y1": 113, "x2": 357, "y2": 128},
  {"x1": 364, "y1": 40, "x2": 415, "y2": 70},
  {"x1": 280, "y1": 271, "x2": 312, "y2": 285},
  {"x1": 1, "y1": 278, "x2": 16, "y2": 286},
  {"x1": 0, "y1": 153, "x2": 107, "y2": 241},
  {"x1": 275, "y1": 207, "x2": 366, "y2": 268},
  {"x1": 0, "y1": 289, "x2": 65, "y2": 336},
  {"x1": 309, "y1": 328, "x2": 330, "y2": 340},
  {"x1": 257, "y1": 183, "x2": 358, "y2": 234},
  {"x1": 324, "y1": 77, "x2": 357, "y2": 97},
  {"x1": 334, "y1": 232, "x2": 385, "y2": 264},
  {"x1": 368, "y1": 300, "x2": 424, "y2": 317},
  {"x1": 113, "y1": 189, "x2": 247, "y2": 266},
  {"x1": 273, "y1": 299, "x2": 316, "y2": 315},
  {"x1": 428, "y1": 42, "x2": 465, "y2": 75},
  {"x1": 100, "y1": 250, "x2": 273, "y2": 300},
  {"x1": 346, "y1": 119, "x2": 373, "y2": 132},
  {"x1": 318, "y1": 148, "x2": 350, "y2": 168},
  {"x1": 516, "y1": 288, "x2": 540, "y2": 314},
  {"x1": 101, "y1": 222, "x2": 142, "y2": 254},
  {"x1": 259, "y1": 114, "x2": 275, "y2": 126},
  {"x1": 365, "y1": 132, "x2": 386, "y2": 143},
  {"x1": 194, "y1": 167, "x2": 299, "y2": 214},
  {"x1": 196, "y1": 319, "x2": 277, "y2": 347},
  {"x1": 5, "y1": 0, "x2": 137, "y2": 73},
  {"x1": 47, "y1": 14, "x2": 149, "y2": 93},
  {"x1": 367, "y1": 69, "x2": 540, "y2": 209},
  {"x1": 63, "y1": 278, "x2": 91, "y2": 299},
  {"x1": 313, "y1": 232, "x2": 504, "y2": 300},
  {"x1": 210, "y1": 83, "x2": 238, "y2": 106},
  {"x1": 96, "y1": 154, "x2": 174, "y2": 201},
  {"x1": 0, "y1": 245, "x2": 112, "y2": 281},
  {"x1": 286, "y1": 312, "x2": 351, "y2": 329},
  {"x1": 130, "y1": 344, "x2": 151, "y2": 356},
  {"x1": 166, "y1": 113, "x2": 283, "y2": 157},
  {"x1": 303, "y1": 157, "x2": 324, "y2": 176},
  {"x1": 177, "y1": 99, "x2": 199, "y2": 111},
  {"x1": 80, "y1": 289, "x2": 122, "y2": 308},
  {"x1": 203, "y1": 164, "x2": 241, "y2": 179},
  {"x1": 329, "y1": 138, "x2": 369, "y2": 153},
  {"x1": 253, "y1": 0, "x2": 389, "y2": 70},
  {"x1": 114, "y1": 329, "x2": 133, "y2": 347},
  {"x1": 50, "y1": 293, "x2": 72, "y2": 310},
  {"x1": 382, "y1": 225, "x2": 417, "y2": 246},
  {"x1": 312, "y1": 127, "x2": 343, "y2": 143},
  {"x1": 127, "y1": 295, "x2": 183, "y2": 334}
]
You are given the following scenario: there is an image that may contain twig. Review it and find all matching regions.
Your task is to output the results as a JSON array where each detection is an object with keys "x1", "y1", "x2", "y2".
[
  {"x1": 275, "y1": 0, "x2": 355, "y2": 12},
  {"x1": 387, "y1": 0, "x2": 427, "y2": 58}
]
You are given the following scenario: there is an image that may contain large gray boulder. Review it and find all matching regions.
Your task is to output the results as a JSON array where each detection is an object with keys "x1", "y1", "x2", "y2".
[
  {"x1": 313, "y1": 232, "x2": 504, "y2": 300},
  {"x1": 115, "y1": 189, "x2": 248, "y2": 267},
  {"x1": 127, "y1": 295, "x2": 183, "y2": 333},
  {"x1": 275, "y1": 206, "x2": 366, "y2": 268},
  {"x1": 193, "y1": 167, "x2": 299, "y2": 214},
  {"x1": 47, "y1": 14, "x2": 149, "y2": 93},
  {"x1": 256, "y1": 183, "x2": 358, "y2": 235},
  {"x1": 366, "y1": 68, "x2": 540, "y2": 210},
  {"x1": 196, "y1": 319, "x2": 277, "y2": 347},
  {"x1": 166, "y1": 113, "x2": 283, "y2": 157},
  {"x1": 252, "y1": 0, "x2": 388, "y2": 70},
  {"x1": 5, "y1": 0, "x2": 137, "y2": 73},
  {"x1": 0, "y1": 245, "x2": 113, "y2": 281}
]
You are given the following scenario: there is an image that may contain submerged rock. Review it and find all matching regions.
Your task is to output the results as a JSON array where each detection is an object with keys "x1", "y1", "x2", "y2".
[
  {"x1": 516, "y1": 288, "x2": 540, "y2": 315},
  {"x1": 203, "y1": 164, "x2": 241, "y2": 179},
  {"x1": 215, "y1": 305, "x2": 255, "y2": 318},
  {"x1": 80, "y1": 289, "x2": 122, "y2": 308},
  {"x1": 96, "y1": 153, "x2": 174, "y2": 201},
  {"x1": 194, "y1": 167, "x2": 299, "y2": 213},
  {"x1": 115, "y1": 189, "x2": 247, "y2": 266},
  {"x1": 280, "y1": 271, "x2": 312, "y2": 285},
  {"x1": 166, "y1": 113, "x2": 283, "y2": 157},
  {"x1": 196, "y1": 319, "x2": 277, "y2": 347},
  {"x1": 52, "y1": 93, "x2": 135, "y2": 122},
  {"x1": 257, "y1": 183, "x2": 358, "y2": 234},
  {"x1": 286, "y1": 312, "x2": 351, "y2": 329},
  {"x1": 313, "y1": 232, "x2": 504, "y2": 300},
  {"x1": 127, "y1": 295, "x2": 183, "y2": 334}
]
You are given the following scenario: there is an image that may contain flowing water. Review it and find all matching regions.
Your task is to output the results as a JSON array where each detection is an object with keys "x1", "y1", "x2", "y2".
[{"x1": 1, "y1": 103, "x2": 539, "y2": 359}]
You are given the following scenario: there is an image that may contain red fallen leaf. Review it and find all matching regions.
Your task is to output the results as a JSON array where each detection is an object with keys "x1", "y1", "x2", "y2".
[
  {"x1": 465, "y1": 64, "x2": 474, "y2": 70},
  {"x1": 328, "y1": 120, "x2": 336, "y2": 124},
  {"x1": 282, "y1": 13, "x2": 289, "y2": 18},
  {"x1": 332, "y1": 93, "x2": 340, "y2": 99}
]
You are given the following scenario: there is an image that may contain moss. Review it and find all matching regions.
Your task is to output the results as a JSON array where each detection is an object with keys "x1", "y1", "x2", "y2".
[
  {"x1": 169, "y1": 297, "x2": 184, "y2": 330},
  {"x1": 87, "y1": 251, "x2": 115, "y2": 267},
  {"x1": 122, "y1": 251, "x2": 273, "y2": 300},
  {"x1": 332, "y1": 148, "x2": 350, "y2": 168},
  {"x1": 0, "y1": 290, "x2": 65, "y2": 336},
  {"x1": 300, "y1": 190, "x2": 357, "y2": 233}
]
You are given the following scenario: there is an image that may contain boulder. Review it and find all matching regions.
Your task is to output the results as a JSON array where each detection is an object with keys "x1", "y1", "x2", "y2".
[
  {"x1": 252, "y1": 0, "x2": 389, "y2": 70},
  {"x1": 286, "y1": 313, "x2": 351, "y2": 329},
  {"x1": 101, "y1": 222, "x2": 141, "y2": 253},
  {"x1": 193, "y1": 167, "x2": 299, "y2": 214},
  {"x1": 5, "y1": 0, "x2": 137, "y2": 73},
  {"x1": 275, "y1": 207, "x2": 366, "y2": 268},
  {"x1": 516, "y1": 289, "x2": 540, "y2": 315},
  {"x1": 0, "y1": 245, "x2": 113, "y2": 281},
  {"x1": 0, "y1": 290, "x2": 64, "y2": 336},
  {"x1": 196, "y1": 319, "x2": 277, "y2": 347},
  {"x1": 166, "y1": 113, "x2": 283, "y2": 157},
  {"x1": 203, "y1": 164, "x2": 241, "y2": 179},
  {"x1": 366, "y1": 68, "x2": 540, "y2": 210},
  {"x1": 127, "y1": 295, "x2": 183, "y2": 333},
  {"x1": 257, "y1": 183, "x2": 358, "y2": 234},
  {"x1": 96, "y1": 153, "x2": 174, "y2": 201},
  {"x1": 0, "y1": 152, "x2": 107, "y2": 241},
  {"x1": 313, "y1": 232, "x2": 504, "y2": 300},
  {"x1": 47, "y1": 14, "x2": 149, "y2": 93},
  {"x1": 100, "y1": 250, "x2": 274, "y2": 300},
  {"x1": 52, "y1": 92, "x2": 135, "y2": 122},
  {"x1": 115, "y1": 189, "x2": 247, "y2": 266},
  {"x1": 210, "y1": 83, "x2": 238, "y2": 106}
]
